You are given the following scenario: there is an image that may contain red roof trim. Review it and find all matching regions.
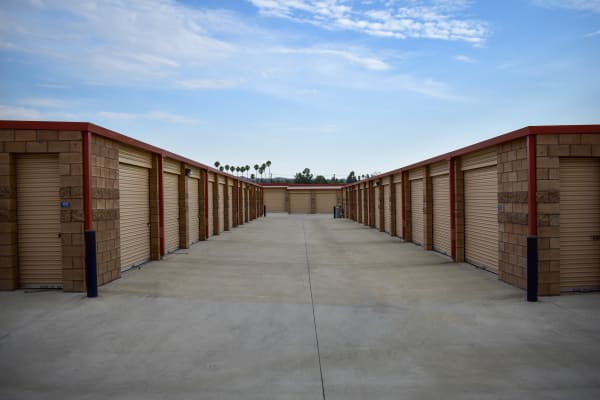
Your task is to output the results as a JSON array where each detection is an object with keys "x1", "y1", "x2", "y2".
[{"x1": 0, "y1": 120, "x2": 259, "y2": 187}]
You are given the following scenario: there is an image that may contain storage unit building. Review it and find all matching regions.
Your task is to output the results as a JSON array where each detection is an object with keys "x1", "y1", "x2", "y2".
[
  {"x1": 163, "y1": 159, "x2": 181, "y2": 253},
  {"x1": 409, "y1": 169, "x2": 424, "y2": 246}
]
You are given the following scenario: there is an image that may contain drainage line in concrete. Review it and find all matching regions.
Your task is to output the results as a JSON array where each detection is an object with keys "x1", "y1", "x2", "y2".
[{"x1": 302, "y1": 221, "x2": 327, "y2": 400}]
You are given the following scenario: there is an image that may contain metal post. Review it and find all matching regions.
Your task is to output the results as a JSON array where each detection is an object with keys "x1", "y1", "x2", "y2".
[
  {"x1": 85, "y1": 229, "x2": 98, "y2": 298},
  {"x1": 527, "y1": 235, "x2": 538, "y2": 302},
  {"x1": 333, "y1": 206, "x2": 336, "y2": 219},
  {"x1": 264, "y1": 205, "x2": 267, "y2": 217}
]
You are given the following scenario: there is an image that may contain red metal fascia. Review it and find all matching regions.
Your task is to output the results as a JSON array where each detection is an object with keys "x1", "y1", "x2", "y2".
[
  {"x1": 449, "y1": 158, "x2": 456, "y2": 261},
  {"x1": 527, "y1": 135, "x2": 537, "y2": 236},
  {"x1": 158, "y1": 155, "x2": 165, "y2": 256},
  {"x1": 82, "y1": 130, "x2": 93, "y2": 231}
]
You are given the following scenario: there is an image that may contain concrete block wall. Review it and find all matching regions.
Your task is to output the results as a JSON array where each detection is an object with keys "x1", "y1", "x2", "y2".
[
  {"x1": 91, "y1": 135, "x2": 120, "y2": 286},
  {"x1": 497, "y1": 138, "x2": 529, "y2": 291}
]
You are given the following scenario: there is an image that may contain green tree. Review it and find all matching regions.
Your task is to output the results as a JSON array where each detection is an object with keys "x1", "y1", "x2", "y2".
[
  {"x1": 314, "y1": 175, "x2": 327, "y2": 184},
  {"x1": 245, "y1": 165, "x2": 250, "y2": 178},
  {"x1": 225, "y1": 164, "x2": 230, "y2": 172},
  {"x1": 214, "y1": 161, "x2": 220, "y2": 169},
  {"x1": 346, "y1": 171, "x2": 357, "y2": 183},
  {"x1": 266, "y1": 160, "x2": 272, "y2": 181},
  {"x1": 219, "y1": 166, "x2": 224, "y2": 172},
  {"x1": 294, "y1": 168, "x2": 313, "y2": 184}
]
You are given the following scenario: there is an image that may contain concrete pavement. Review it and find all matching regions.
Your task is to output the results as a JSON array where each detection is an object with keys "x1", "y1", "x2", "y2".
[{"x1": 1, "y1": 214, "x2": 599, "y2": 399}]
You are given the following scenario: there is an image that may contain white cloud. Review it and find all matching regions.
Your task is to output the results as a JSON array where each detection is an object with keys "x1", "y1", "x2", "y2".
[
  {"x1": 273, "y1": 47, "x2": 391, "y2": 70},
  {"x1": 97, "y1": 111, "x2": 201, "y2": 125},
  {"x1": 585, "y1": 29, "x2": 600, "y2": 36},
  {"x1": 455, "y1": 55, "x2": 476, "y2": 63},
  {"x1": 20, "y1": 98, "x2": 70, "y2": 108},
  {"x1": 249, "y1": 0, "x2": 489, "y2": 44},
  {"x1": 0, "y1": 104, "x2": 76, "y2": 120},
  {"x1": 531, "y1": 0, "x2": 600, "y2": 12},
  {"x1": 174, "y1": 79, "x2": 240, "y2": 90}
]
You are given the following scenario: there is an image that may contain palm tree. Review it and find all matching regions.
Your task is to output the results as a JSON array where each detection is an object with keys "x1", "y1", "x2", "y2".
[
  {"x1": 214, "y1": 161, "x2": 220, "y2": 169},
  {"x1": 250, "y1": 173, "x2": 255, "y2": 181},
  {"x1": 266, "y1": 160, "x2": 272, "y2": 181},
  {"x1": 245, "y1": 165, "x2": 250, "y2": 178},
  {"x1": 219, "y1": 166, "x2": 224, "y2": 172},
  {"x1": 254, "y1": 164, "x2": 259, "y2": 181},
  {"x1": 236, "y1": 166, "x2": 241, "y2": 176},
  {"x1": 225, "y1": 164, "x2": 230, "y2": 173}
]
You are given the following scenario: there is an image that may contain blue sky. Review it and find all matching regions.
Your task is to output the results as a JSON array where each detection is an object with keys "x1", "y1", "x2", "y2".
[{"x1": 1, "y1": 0, "x2": 599, "y2": 179}]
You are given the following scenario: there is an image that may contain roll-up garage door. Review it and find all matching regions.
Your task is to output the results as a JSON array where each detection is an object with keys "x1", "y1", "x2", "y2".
[
  {"x1": 316, "y1": 191, "x2": 337, "y2": 213},
  {"x1": 164, "y1": 172, "x2": 179, "y2": 253},
  {"x1": 464, "y1": 166, "x2": 498, "y2": 272},
  {"x1": 265, "y1": 189, "x2": 286, "y2": 212},
  {"x1": 290, "y1": 192, "x2": 311, "y2": 213},
  {"x1": 362, "y1": 188, "x2": 367, "y2": 224},
  {"x1": 559, "y1": 158, "x2": 600, "y2": 290},
  {"x1": 17, "y1": 154, "x2": 62, "y2": 287},
  {"x1": 119, "y1": 163, "x2": 151, "y2": 271},
  {"x1": 374, "y1": 187, "x2": 381, "y2": 230},
  {"x1": 432, "y1": 174, "x2": 451, "y2": 256},
  {"x1": 384, "y1": 184, "x2": 391, "y2": 233},
  {"x1": 188, "y1": 178, "x2": 200, "y2": 245},
  {"x1": 395, "y1": 183, "x2": 403, "y2": 238},
  {"x1": 208, "y1": 182, "x2": 214, "y2": 237},
  {"x1": 411, "y1": 179, "x2": 424, "y2": 245},
  {"x1": 218, "y1": 183, "x2": 225, "y2": 233}
]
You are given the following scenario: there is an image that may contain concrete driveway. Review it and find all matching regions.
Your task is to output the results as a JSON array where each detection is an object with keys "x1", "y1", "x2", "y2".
[{"x1": 1, "y1": 214, "x2": 599, "y2": 399}]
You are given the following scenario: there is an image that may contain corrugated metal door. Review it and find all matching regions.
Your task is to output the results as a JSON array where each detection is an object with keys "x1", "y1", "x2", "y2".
[
  {"x1": 218, "y1": 183, "x2": 225, "y2": 233},
  {"x1": 395, "y1": 183, "x2": 403, "y2": 238},
  {"x1": 17, "y1": 154, "x2": 62, "y2": 287},
  {"x1": 560, "y1": 158, "x2": 600, "y2": 290},
  {"x1": 188, "y1": 178, "x2": 199, "y2": 245},
  {"x1": 316, "y1": 191, "x2": 337, "y2": 213},
  {"x1": 208, "y1": 182, "x2": 214, "y2": 237},
  {"x1": 384, "y1": 184, "x2": 391, "y2": 233},
  {"x1": 411, "y1": 179, "x2": 423, "y2": 245},
  {"x1": 164, "y1": 172, "x2": 179, "y2": 253},
  {"x1": 432, "y1": 174, "x2": 451, "y2": 256},
  {"x1": 264, "y1": 189, "x2": 286, "y2": 212},
  {"x1": 119, "y1": 163, "x2": 151, "y2": 271},
  {"x1": 464, "y1": 166, "x2": 498, "y2": 272},
  {"x1": 290, "y1": 192, "x2": 311, "y2": 213},
  {"x1": 374, "y1": 187, "x2": 381, "y2": 230}
]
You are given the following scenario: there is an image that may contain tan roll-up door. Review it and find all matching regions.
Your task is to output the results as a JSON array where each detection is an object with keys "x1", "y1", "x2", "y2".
[
  {"x1": 164, "y1": 172, "x2": 179, "y2": 253},
  {"x1": 264, "y1": 188, "x2": 286, "y2": 212},
  {"x1": 290, "y1": 192, "x2": 311, "y2": 213},
  {"x1": 17, "y1": 154, "x2": 62, "y2": 288},
  {"x1": 316, "y1": 191, "x2": 337, "y2": 213},
  {"x1": 432, "y1": 174, "x2": 451, "y2": 256},
  {"x1": 559, "y1": 158, "x2": 600, "y2": 290},
  {"x1": 395, "y1": 182, "x2": 403, "y2": 238},
  {"x1": 188, "y1": 177, "x2": 200, "y2": 245},
  {"x1": 207, "y1": 182, "x2": 214, "y2": 237},
  {"x1": 411, "y1": 179, "x2": 424, "y2": 245},
  {"x1": 464, "y1": 166, "x2": 498, "y2": 272},
  {"x1": 119, "y1": 163, "x2": 151, "y2": 271},
  {"x1": 374, "y1": 187, "x2": 381, "y2": 230},
  {"x1": 384, "y1": 184, "x2": 391, "y2": 233},
  {"x1": 217, "y1": 183, "x2": 225, "y2": 233}
]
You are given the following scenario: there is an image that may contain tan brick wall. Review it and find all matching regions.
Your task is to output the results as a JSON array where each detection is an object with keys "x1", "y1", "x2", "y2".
[
  {"x1": 91, "y1": 135, "x2": 120, "y2": 286},
  {"x1": 497, "y1": 138, "x2": 528, "y2": 291},
  {"x1": 149, "y1": 155, "x2": 161, "y2": 260},
  {"x1": 0, "y1": 129, "x2": 85, "y2": 291},
  {"x1": 453, "y1": 158, "x2": 465, "y2": 262}
]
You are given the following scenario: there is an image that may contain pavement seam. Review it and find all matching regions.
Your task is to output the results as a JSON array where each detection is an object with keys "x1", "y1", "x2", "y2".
[{"x1": 302, "y1": 219, "x2": 327, "y2": 400}]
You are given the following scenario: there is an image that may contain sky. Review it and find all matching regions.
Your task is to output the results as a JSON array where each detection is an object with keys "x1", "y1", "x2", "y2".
[{"x1": 1, "y1": 0, "x2": 599, "y2": 179}]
